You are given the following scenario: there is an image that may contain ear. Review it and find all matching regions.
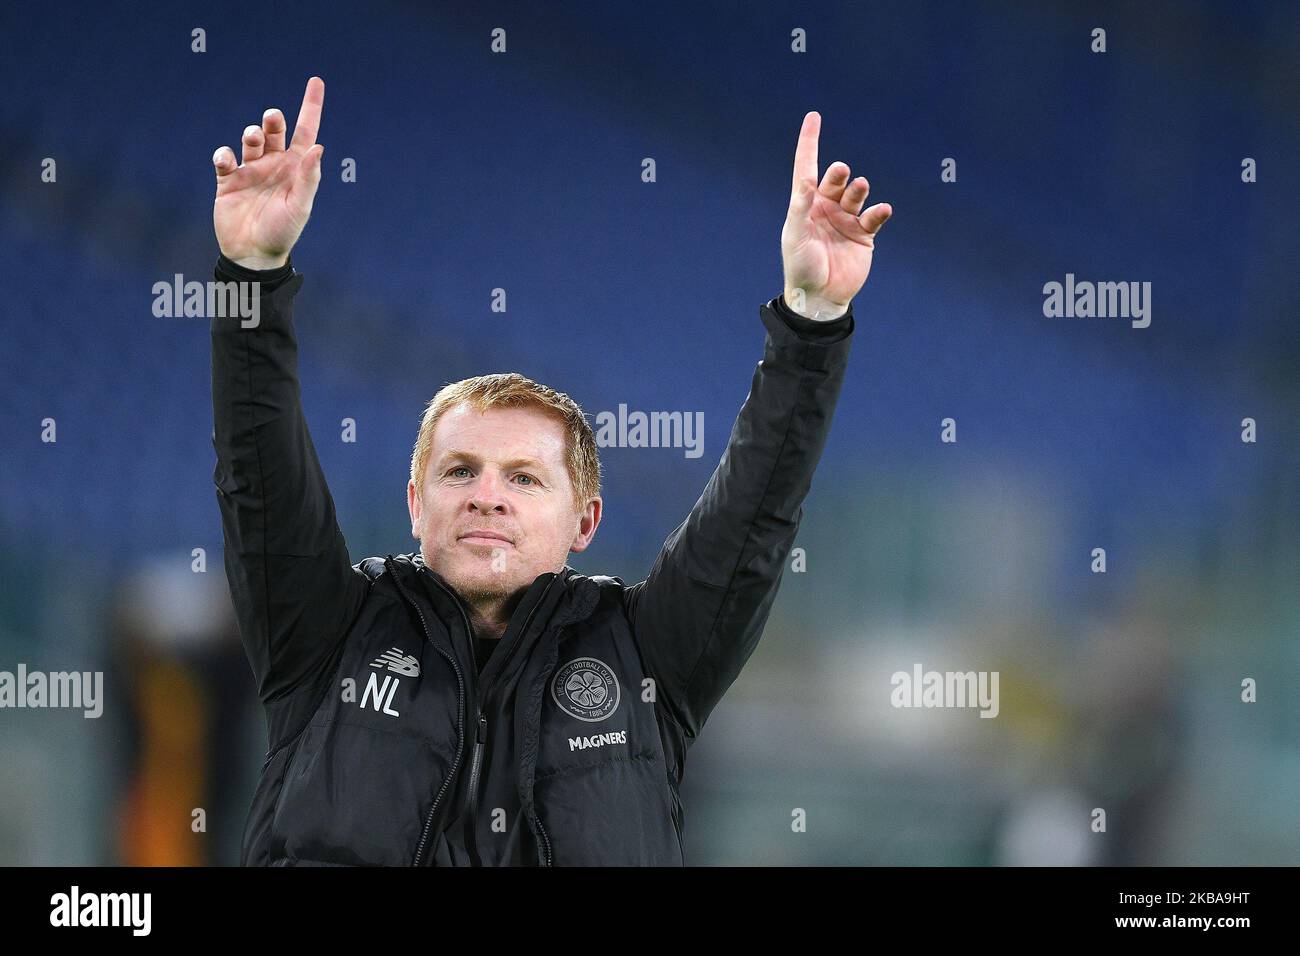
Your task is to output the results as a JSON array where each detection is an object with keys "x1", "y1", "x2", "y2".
[
  {"x1": 407, "y1": 478, "x2": 421, "y2": 540},
  {"x1": 569, "y1": 497, "x2": 602, "y2": 554}
]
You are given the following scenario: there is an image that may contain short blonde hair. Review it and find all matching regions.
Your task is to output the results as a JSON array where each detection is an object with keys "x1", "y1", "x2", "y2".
[{"x1": 410, "y1": 372, "x2": 601, "y2": 509}]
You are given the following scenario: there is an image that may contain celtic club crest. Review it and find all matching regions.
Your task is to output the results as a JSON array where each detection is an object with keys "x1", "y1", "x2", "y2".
[{"x1": 550, "y1": 657, "x2": 621, "y2": 722}]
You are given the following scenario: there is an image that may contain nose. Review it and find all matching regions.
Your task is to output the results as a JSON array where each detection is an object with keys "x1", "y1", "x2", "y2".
[{"x1": 467, "y1": 470, "x2": 508, "y2": 515}]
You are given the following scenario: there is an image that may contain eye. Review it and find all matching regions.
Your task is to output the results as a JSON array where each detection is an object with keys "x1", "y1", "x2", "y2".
[
  {"x1": 447, "y1": 466, "x2": 471, "y2": 479},
  {"x1": 514, "y1": 474, "x2": 536, "y2": 486}
]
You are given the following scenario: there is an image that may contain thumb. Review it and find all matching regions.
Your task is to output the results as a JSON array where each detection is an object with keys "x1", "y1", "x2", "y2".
[
  {"x1": 298, "y1": 143, "x2": 324, "y2": 188},
  {"x1": 787, "y1": 176, "x2": 816, "y2": 220}
]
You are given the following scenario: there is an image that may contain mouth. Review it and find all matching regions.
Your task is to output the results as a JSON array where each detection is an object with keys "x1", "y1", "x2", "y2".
[{"x1": 458, "y1": 532, "x2": 514, "y2": 547}]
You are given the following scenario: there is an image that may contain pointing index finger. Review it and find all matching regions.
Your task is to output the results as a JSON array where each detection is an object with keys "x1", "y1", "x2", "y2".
[
  {"x1": 791, "y1": 111, "x2": 820, "y2": 199},
  {"x1": 290, "y1": 76, "x2": 325, "y2": 151}
]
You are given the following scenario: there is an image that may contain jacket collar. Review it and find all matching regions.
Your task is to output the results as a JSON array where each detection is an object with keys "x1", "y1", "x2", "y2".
[{"x1": 388, "y1": 551, "x2": 603, "y2": 630}]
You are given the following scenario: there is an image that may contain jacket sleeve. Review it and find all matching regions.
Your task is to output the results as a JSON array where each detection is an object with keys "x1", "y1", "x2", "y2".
[
  {"x1": 624, "y1": 293, "x2": 854, "y2": 745},
  {"x1": 210, "y1": 254, "x2": 369, "y2": 709}
]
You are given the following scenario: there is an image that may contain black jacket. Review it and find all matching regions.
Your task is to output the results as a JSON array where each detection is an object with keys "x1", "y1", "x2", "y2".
[{"x1": 210, "y1": 253, "x2": 854, "y2": 865}]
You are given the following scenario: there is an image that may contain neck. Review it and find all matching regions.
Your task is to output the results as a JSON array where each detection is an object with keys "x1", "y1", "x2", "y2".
[
  {"x1": 463, "y1": 591, "x2": 522, "y2": 642},
  {"x1": 468, "y1": 613, "x2": 508, "y2": 642}
]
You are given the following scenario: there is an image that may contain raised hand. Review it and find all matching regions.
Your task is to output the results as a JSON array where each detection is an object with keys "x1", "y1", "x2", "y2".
[
  {"x1": 780, "y1": 111, "x2": 893, "y2": 320},
  {"x1": 212, "y1": 76, "x2": 326, "y2": 270}
]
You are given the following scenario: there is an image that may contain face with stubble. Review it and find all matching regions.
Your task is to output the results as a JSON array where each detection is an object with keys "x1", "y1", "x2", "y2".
[{"x1": 407, "y1": 403, "x2": 601, "y2": 611}]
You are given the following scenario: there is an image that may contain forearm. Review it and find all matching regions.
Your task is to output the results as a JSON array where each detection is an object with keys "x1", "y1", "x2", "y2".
[
  {"x1": 210, "y1": 253, "x2": 347, "y2": 554},
  {"x1": 673, "y1": 296, "x2": 853, "y2": 584}
]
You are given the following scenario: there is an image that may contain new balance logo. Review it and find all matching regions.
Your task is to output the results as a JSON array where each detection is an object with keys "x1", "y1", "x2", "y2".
[{"x1": 370, "y1": 647, "x2": 419, "y2": 677}]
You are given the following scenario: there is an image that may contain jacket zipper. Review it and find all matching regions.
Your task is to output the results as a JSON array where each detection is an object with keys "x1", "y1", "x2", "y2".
[
  {"x1": 465, "y1": 576, "x2": 558, "y2": 865},
  {"x1": 536, "y1": 813, "x2": 553, "y2": 866},
  {"x1": 465, "y1": 712, "x2": 487, "y2": 863},
  {"x1": 393, "y1": 555, "x2": 564, "y2": 867},
  {"x1": 386, "y1": 556, "x2": 468, "y2": 867}
]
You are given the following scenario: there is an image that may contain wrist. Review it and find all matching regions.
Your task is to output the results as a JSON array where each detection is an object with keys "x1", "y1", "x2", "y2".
[
  {"x1": 782, "y1": 286, "x2": 848, "y2": 321},
  {"x1": 216, "y1": 252, "x2": 294, "y2": 289},
  {"x1": 227, "y1": 251, "x2": 289, "y2": 271}
]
